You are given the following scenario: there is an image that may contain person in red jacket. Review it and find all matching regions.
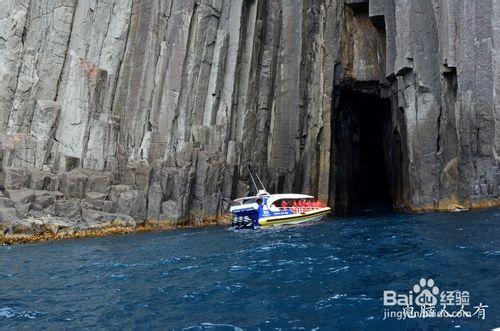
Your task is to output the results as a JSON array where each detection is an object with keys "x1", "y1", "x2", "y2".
[{"x1": 280, "y1": 200, "x2": 288, "y2": 209}]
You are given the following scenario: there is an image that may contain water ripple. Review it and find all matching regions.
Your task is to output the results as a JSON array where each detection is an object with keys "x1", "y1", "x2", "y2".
[{"x1": 182, "y1": 322, "x2": 243, "y2": 331}]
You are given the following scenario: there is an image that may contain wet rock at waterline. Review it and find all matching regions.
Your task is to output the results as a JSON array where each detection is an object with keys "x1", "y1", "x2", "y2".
[{"x1": 0, "y1": 0, "x2": 499, "y2": 238}]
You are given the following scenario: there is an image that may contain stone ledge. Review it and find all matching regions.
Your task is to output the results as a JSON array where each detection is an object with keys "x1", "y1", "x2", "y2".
[
  {"x1": 0, "y1": 214, "x2": 232, "y2": 245},
  {"x1": 408, "y1": 199, "x2": 500, "y2": 213}
]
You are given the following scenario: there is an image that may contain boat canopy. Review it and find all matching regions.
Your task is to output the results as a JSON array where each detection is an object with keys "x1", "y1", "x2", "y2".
[
  {"x1": 266, "y1": 194, "x2": 314, "y2": 206},
  {"x1": 232, "y1": 193, "x2": 313, "y2": 206},
  {"x1": 232, "y1": 190, "x2": 271, "y2": 205}
]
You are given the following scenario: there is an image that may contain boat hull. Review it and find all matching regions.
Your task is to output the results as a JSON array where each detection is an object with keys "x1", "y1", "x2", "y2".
[{"x1": 258, "y1": 207, "x2": 331, "y2": 227}]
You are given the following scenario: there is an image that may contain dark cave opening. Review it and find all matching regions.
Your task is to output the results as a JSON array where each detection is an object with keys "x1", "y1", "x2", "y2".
[{"x1": 332, "y1": 88, "x2": 400, "y2": 214}]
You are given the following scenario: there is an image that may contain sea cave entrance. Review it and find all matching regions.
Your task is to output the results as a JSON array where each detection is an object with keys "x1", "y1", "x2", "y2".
[{"x1": 331, "y1": 87, "x2": 405, "y2": 214}]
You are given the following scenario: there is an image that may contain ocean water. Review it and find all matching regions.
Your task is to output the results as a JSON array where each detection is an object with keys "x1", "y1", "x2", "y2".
[{"x1": 1, "y1": 209, "x2": 499, "y2": 330}]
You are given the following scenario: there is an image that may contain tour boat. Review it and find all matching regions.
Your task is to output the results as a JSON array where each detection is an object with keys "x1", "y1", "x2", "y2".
[{"x1": 230, "y1": 168, "x2": 331, "y2": 229}]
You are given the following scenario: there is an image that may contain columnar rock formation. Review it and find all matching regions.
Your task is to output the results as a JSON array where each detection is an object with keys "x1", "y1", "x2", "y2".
[{"x1": 0, "y1": 0, "x2": 499, "y2": 229}]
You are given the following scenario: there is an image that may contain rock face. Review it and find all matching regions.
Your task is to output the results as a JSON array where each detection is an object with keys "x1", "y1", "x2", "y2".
[{"x1": 0, "y1": 0, "x2": 499, "y2": 227}]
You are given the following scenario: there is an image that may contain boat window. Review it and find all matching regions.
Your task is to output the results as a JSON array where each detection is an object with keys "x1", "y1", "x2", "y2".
[
  {"x1": 272, "y1": 199, "x2": 292, "y2": 207},
  {"x1": 272, "y1": 198, "x2": 317, "y2": 207},
  {"x1": 243, "y1": 198, "x2": 257, "y2": 204}
]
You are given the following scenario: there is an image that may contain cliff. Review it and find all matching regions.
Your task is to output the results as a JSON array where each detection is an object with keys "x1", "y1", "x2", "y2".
[{"x1": 0, "y1": 0, "x2": 499, "y2": 236}]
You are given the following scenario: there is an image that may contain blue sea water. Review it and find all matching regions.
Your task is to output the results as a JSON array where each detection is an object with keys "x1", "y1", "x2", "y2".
[{"x1": 0, "y1": 209, "x2": 499, "y2": 330}]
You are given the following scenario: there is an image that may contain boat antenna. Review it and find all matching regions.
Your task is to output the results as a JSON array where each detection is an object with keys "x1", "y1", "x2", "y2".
[
  {"x1": 254, "y1": 169, "x2": 266, "y2": 191},
  {"x1": 247, "y1": 165, "x2": 259, "y2": 194},
  {"x1": 247, "y1": 165, "x2": 267, "y2": 193}
]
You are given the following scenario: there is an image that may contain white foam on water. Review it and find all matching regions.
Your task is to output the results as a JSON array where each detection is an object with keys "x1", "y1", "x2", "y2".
[
  {"x1": 0, "y1": 307, "x2": 45, "y2": 320},
  {"x1": 182, "y1": 322, "x2": 243, "y2": 330}
]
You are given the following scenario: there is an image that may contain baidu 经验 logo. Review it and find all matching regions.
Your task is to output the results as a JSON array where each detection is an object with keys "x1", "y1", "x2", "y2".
[
  {"x1": 413, "y1": 278, "x2": 439, "y2": 306},
  {"x1": 383, "y1": 278, "x2": 488, "y2": 320}
]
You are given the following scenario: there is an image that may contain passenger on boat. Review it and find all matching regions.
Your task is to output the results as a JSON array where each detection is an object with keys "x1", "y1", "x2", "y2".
[{"x1": 281, "y1": 200, "x2": 288, "y2": 209}]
